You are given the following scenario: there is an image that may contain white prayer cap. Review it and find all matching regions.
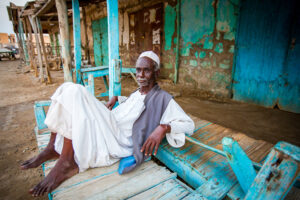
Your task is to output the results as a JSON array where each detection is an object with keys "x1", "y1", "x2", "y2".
[{"x1": 138, "y1": 51, "x2": 160, "y2": 70}]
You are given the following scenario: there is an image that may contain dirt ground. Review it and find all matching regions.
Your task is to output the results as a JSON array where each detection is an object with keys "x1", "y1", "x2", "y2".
[{"x1": 0, "y1": 60, "x2": 299, "y2": 199}]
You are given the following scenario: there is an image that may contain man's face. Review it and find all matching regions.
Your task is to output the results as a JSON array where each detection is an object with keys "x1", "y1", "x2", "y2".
[{"x1": 136, "y1": 57, "x2": 158, "y2": 87}]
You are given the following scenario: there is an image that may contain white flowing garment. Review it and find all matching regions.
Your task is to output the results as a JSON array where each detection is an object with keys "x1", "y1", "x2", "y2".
[{"x1": 45, "y1": 82, "x2": 194, "y2": 172}]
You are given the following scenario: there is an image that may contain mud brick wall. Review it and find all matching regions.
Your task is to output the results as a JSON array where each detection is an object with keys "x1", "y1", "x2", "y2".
[
  {"x1": 162, "y1": 0, "x2": 239, "y2": 97},
  {"x1": 81, "y1": 0, "x2": 239, "y2": 97}
]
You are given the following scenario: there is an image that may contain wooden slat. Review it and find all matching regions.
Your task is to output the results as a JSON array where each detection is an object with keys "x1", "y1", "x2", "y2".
[
  {"x1": 128, "y1": 179, "x2": 191, "y2": 200},
  {"x1": 53, "y1": 161, "x2": 176, "y2": 199}
]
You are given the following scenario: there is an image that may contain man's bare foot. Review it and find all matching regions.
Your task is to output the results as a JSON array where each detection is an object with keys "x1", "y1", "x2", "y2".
[
  {"x1": 20, "y1": 146, "x2": 59, "y2": 170},
  {"x1": 29, "y1": 156, "x2": 79, "y2": 197}
]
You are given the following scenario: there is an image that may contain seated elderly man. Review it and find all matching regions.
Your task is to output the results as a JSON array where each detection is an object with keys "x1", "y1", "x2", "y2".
[{"x1": 21, "y1": 51, "x2": 194, "y2": 197}]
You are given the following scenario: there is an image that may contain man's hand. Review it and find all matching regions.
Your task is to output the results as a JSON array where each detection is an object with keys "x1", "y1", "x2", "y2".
[
  {"x1": 106, "y1": 96, "x2": 118, "y2": 110},
  {"x1": 140, "y1": 124, "x2": 171, "y2": 156}
]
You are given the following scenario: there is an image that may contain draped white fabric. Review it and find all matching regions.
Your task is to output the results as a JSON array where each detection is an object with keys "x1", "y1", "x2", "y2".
[{"x1": 45, "y1": 82, "x2": 194, "y2": 172}]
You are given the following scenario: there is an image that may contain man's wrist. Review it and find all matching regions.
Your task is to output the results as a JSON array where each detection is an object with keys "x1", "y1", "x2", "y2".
[{"x1": 160, "y1": 124, "x2": 171, "y2": 134}]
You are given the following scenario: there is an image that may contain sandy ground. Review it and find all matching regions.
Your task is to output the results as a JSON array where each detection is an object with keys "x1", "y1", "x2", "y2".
[{"x1": 0, "y1": 60, "x2": 299, "y2": 199}]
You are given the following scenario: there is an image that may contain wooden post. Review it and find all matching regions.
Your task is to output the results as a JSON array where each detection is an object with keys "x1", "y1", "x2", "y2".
[
  {"x1": 55, "y1": 0, "x2": 72, "y2": 82},
  {"x1": 82, "y1": 7, "x2": 90, "y2": 64},
  {"x1": 72, "y1": 0, "x2": 82, "y2": 84},
  {"x1": 29, "y1": 16, "x2": 44, "y2": 79},
  {"x1": 19, "y1": 19, "x2": 29, "y2": 65},
  {"x1": 107, "y1": 0, "x2": 120, "y2": 99},
  {"x1": 55, "y1": 32, "x2": 60, "y2": 56},
  {"x1": 25, "y1": 17, "x2": 35, "y2": 71},
  {"x1": 36, "y1": 17, "x2": 52, "y2": 84}
]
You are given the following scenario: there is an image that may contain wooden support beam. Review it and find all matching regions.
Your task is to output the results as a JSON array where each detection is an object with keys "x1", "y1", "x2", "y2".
[
  {"x1": 222, "y1": 137, "x2": 256, "y2": 194},
  {"x1": 107, "y1": 0, "x2": 120, "y2": 99},
  {"x1": 19, "y1": 19, "x2": 29, "y2": 65},
  {"x1": 55, "y1": 0, "x2": 72, "y2": 82},
  {"x1": 25, "y1": 17, "x2": 35, "y2": 72},
  {"x1": 29, "y1": 16, "x2": 44, "y2": 79},
  {"x1": 82, "y1": 6, "x2": 90, "y2": 64},
  {"x1": 36, "y1": 17, "x2": 52, "y2": 84},
  {"x1": 72, "y1": 0, "x2": 82, "y2": 84}
]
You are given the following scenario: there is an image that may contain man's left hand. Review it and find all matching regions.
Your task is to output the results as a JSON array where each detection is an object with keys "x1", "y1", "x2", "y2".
[{"x1": 140, "y1": 124, "x2": 171, "y2": 156}]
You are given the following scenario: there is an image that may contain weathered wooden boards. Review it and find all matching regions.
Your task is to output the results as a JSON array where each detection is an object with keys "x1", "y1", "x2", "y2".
[
  {"x1": 33, "y1": 101, "x2": 197, "y2": 200},
  {"x1": 155, "y1": 115, "x2": 274, "y2": 200}
]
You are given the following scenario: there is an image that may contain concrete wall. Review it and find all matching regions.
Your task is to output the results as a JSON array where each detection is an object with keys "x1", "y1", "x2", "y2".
[{"x1": 81, "y1": 0, "x2": 240, "y2": 97}]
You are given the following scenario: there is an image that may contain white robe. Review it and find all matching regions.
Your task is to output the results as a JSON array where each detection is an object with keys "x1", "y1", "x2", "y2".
[{"x1": 45, "y1": 82, "x2": 194, "y2": 172}]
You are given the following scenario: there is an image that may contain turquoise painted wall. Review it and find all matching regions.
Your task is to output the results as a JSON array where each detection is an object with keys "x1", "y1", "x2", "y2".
[{"x1": 162, "y1": 0, "x2": 239, "y2": 97}]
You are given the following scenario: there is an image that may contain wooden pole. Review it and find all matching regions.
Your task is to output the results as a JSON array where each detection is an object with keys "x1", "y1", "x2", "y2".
[
  {"x1": 25, "y1": 17, "x2": 35, "y2": 71},
  {"x1": 36, "y1": 17, "x2": 52, "y2": 84},
  {"x1": 29, "y1": 16, "x2": 44, "y2": 80},
  {"x1": 72, "y1": 0, "x2": 82, "y2": 84},
  {"x1": 107, "y1": 0, "x2": 120, "y2": 99},
  {"x1": 19, "y1": 19, "x2": 29, "y2": 65},
  {"x1": 82, "y1": 7, "x2": 90, "y2": 64},
  {"x1": 55, "y1": 0, "x2": 72, "y2": 82}
]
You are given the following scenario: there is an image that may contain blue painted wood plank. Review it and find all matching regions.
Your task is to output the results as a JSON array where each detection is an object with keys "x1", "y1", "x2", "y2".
[
  {"x1": 72, "y1": 0, "x2": 82, "y2": 84},
  {"x1": 80, "y1": 66, "x2": 108, "y2": 72},
  {"x1": 34, "y1": 104, "x2": 48, "y2": 130},
  {"x1": 222, "y1": 137, "x2": 256, "y2": 193},
  {"x1": 244, "y1": 144, "x2": 300, "y2": 200},
  {"x1": 107, "y1": 0, "x2": 120, "y2": 98}
]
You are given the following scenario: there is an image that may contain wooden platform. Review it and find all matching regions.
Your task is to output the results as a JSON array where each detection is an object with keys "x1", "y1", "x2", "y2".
[
  {"x1": 155, "y1": 115, "x2": 274, "y2": 200},
  {"x1": 34, "y1": 103, "x2": 280, "y2": 200},
  {"x1": 35, "y1": 128, "x2": 202, "y2": 200}
]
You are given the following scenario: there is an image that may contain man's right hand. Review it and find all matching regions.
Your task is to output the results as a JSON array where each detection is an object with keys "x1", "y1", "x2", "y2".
[{"x1": 106, "y1": 96, "x2": 118, "y2": 110}]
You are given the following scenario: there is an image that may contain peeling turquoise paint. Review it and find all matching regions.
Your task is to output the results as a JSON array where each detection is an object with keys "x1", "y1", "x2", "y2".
[
  {"x1": 165, "y1": 63, "x2": 173, "y2": 69},
  {"x1": 214, "y1": 43, "x2": 224, "y2": 53},
  {"x1": 189, "y1": 59, "x2": 198, "y2": 67},
  {"x1": 195, "y1": 51, "x2": 198, "y2": 58},
  {"x1": 219, "y1": 59, "x2": 231, "y2": 69},
  {"x1": 200, "y1": 61, "x2": 211, "y2": 68},
  {"x1": 209, "y1": 52, "x2": 213, "y2": 57},
  {"x1": 229, "y1": 45, "x2": 235, "y2": 53},
  {"x1": 203, "y1": 37, "x2": 214, "y2": 49},
  {"x1": 181, "y1": 0, "x2": 215, "y2": 44},
  {"x1": 212, "y1": 72, "x2": 230, "y2": 86},
  {"x1": 199, "y1": 51, "x2": 206, "y2": 58},
  {"x1": 181, "y1": 43, "x2": 191, "y2": 56},
  {"x1": 164, "y1": 5, "x2": 176, "y2": 51},
  {"x1": 216, "y1": 0, "x2": 239, "y2": 41}
]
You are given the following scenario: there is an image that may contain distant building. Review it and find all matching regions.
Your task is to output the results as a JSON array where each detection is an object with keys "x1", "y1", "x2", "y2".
[{"x1": 0, "y1": 33, "x2": 17, "y2": 48}]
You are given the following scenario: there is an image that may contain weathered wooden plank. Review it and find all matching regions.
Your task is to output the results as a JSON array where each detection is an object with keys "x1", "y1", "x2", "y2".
[
  {"x1": 128, "y1": 179, "x2": 191, "y2": 200},
  {"x1": 244, "y1": 146, "x2": 300, "y2": 200},
  {"x1": 222, "y1": 137, "x2": 256, "y2": 193},
  {"x1": 52, "y1": 161, "x2": 175, "y2": 199},
  {"x1": 34, "y1": 104, "x2": 48, "y2": 130}
]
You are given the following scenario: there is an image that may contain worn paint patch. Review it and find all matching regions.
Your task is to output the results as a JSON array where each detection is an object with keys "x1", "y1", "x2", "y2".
[
  {"x1": 203, "y1": 37, "x2": 214, "y2": 49},
  {"x1": 199, "y1": 51, "x2": 206, "y2": 58},
  {"x1": 184, "y1": 60, "x2": 187, "y2": 64},
  {"x1": 209, "y1": 52, "x2": 213, "y2": 57},
  {"x1": 212, "y1": 72, "x2": 230, "y2": 86},
  {"x1": 195, "y1": 51, "x2": 198, "y2": 58},
  {"x1": 165, "y1": 63, "x2": 173, "y2": 69},
  {"x1": 219, "y1": 59, "x2": 231, "y2": 69},
  {"x1": 214, "y1": 43, "x2": 224, "y2": 53},
  {"x1": 229, "y1": 45, "x2": 235, "y2": 53},
  {"x1": 164, "y1": 5, "x2": 176, "y2": 51},
  {"x1": 181, "y1": 43, "x2": 192, "y2": 56},
  {"x1": 200, "y1": 61, "x2": 211, "y2": 68},
  {"x1": 216, "y1": 0, "x2": 239, "y2": 41},
  {"x1": 181, "y1": 0, "x2": 215, "y2": 44},
  {"x1": 189, "y1": 59, "x2": 198, "y2": 67}
]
